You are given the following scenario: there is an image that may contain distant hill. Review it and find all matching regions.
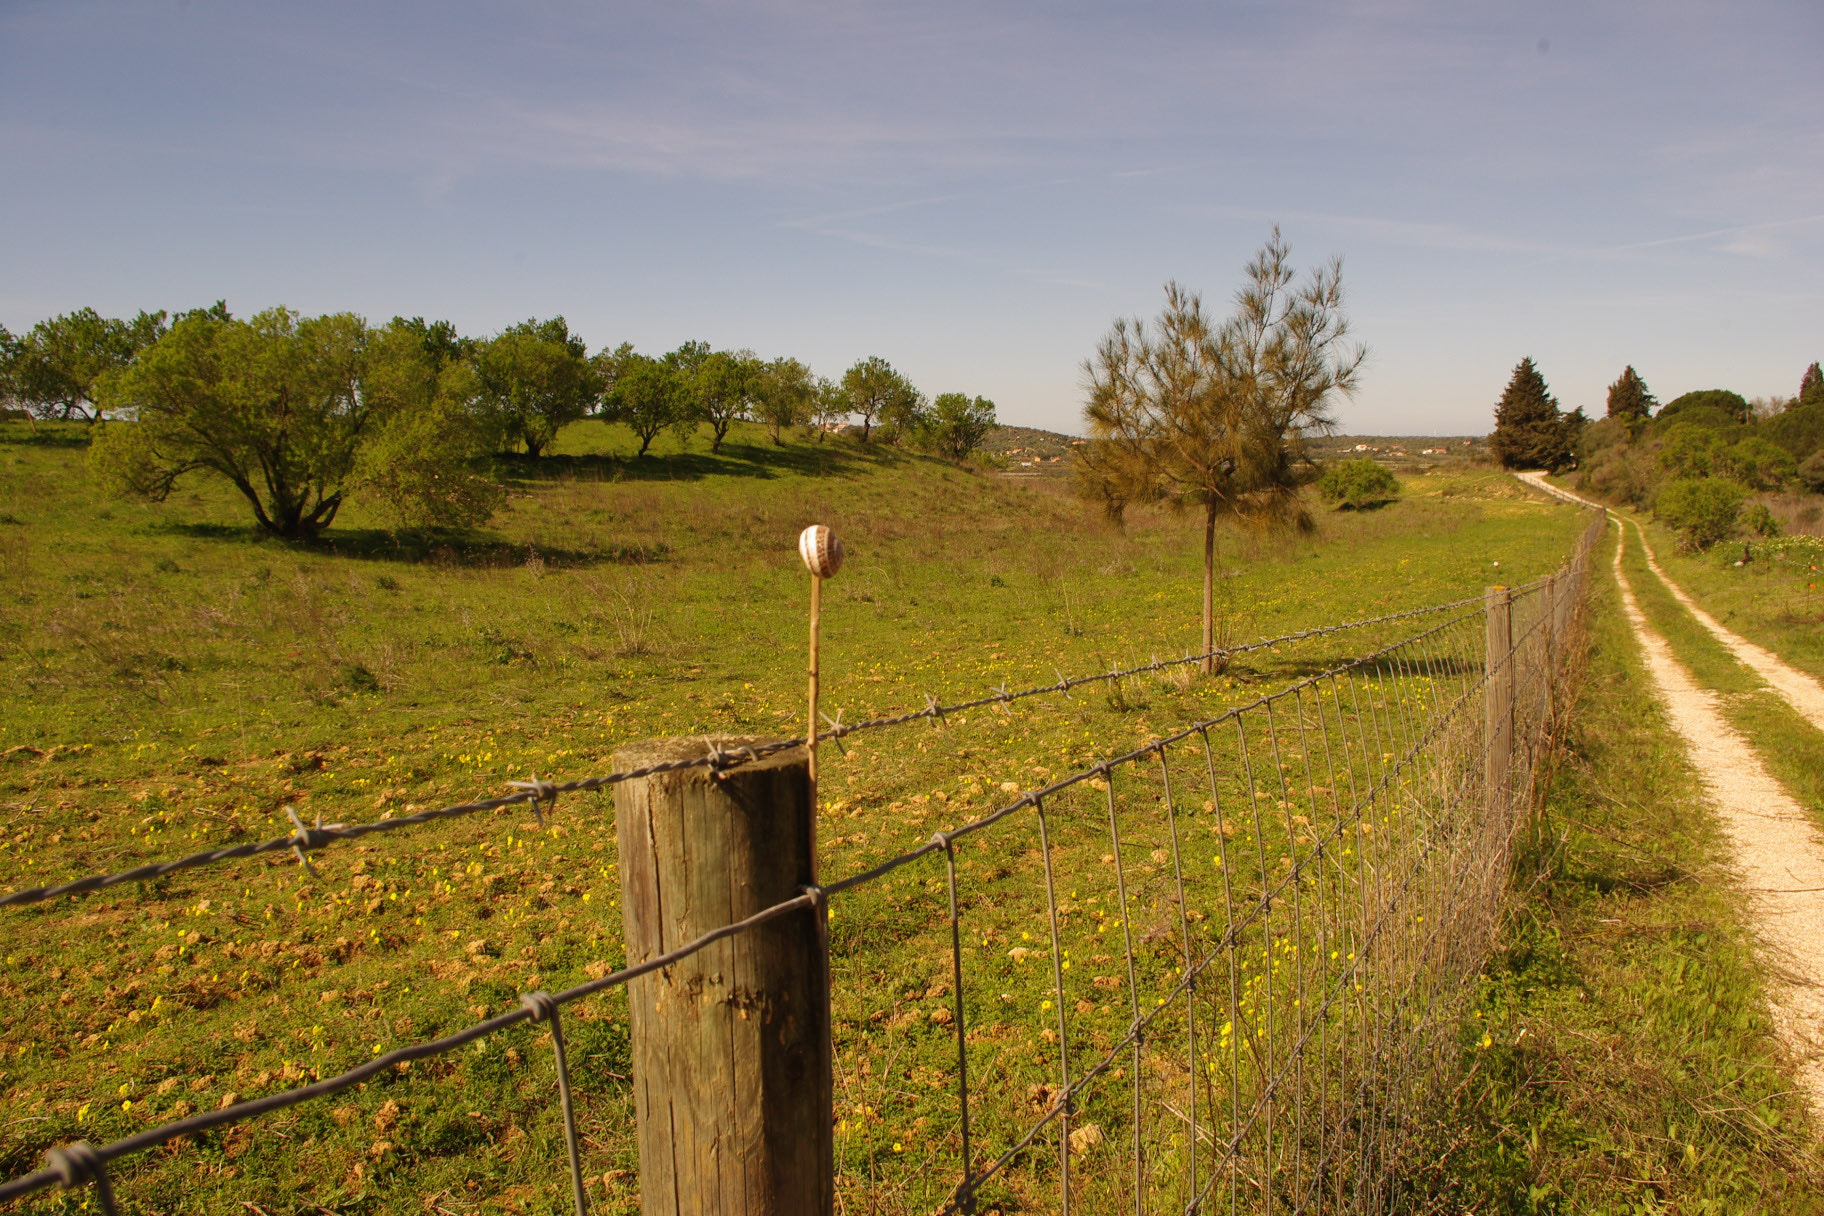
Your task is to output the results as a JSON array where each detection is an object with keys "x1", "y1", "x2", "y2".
[
  {"x1": 984, "y1": 424, "x2": 1487, "y2": 475},
  {"x1": 983, "y1": 424, "x2": 1081, "y2": 474}
]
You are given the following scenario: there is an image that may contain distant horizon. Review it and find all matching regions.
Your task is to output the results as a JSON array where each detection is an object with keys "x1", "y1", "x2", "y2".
[{"x1": 3, "y1": 1, "x2": 1819, "y2": 435}]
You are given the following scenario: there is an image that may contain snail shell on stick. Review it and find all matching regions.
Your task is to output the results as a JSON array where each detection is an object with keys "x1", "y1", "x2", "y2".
[{"x1": 798, "y1": 525, "x2": 843, "y2": 579}]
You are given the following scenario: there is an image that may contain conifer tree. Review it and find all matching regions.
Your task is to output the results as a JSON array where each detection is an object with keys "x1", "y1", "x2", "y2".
[
  {"x1": 1489, "y1": 357, "x2": 1573, "y2": 471},
  {"x1": 1604, "y1": 365, "x2": 1656, "y2": 422},
  {"x1": 1801, "y1": 361, "x2": 1824, "y2": 409}
]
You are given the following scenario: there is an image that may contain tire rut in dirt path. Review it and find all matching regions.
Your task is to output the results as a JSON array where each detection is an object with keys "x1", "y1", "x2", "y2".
[{"x1": 1608, "y1": 519, "x2": 1824, "y2": 1124}]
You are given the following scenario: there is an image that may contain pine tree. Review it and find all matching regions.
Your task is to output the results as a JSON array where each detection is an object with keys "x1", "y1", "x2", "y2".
[
  {"x1": 1489, "y1": 357, "x2": 1572, "y2": 471},
  {"x1": 1801, "y1": 361, "x2": 1824, "y2": 409},
  {"x1": 1604, "y1": 365, "x2": 1656, "y2": 422}
]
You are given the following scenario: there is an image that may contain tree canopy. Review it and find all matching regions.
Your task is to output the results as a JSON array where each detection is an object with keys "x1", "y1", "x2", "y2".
[
  {"x1": 6, "y1": 307, "x2": 168, "y2": 423},
  {"x1": 1800, "y1": 362, "x2": 1823, "y2": 409},
  {"x1": 473, "y1": 318, "x2": 600, "y2": 457},
  {"x1": 926, "y1": 393, "x2": 997, "y2": 460},
  {"x1": 1078, "y1": 230, "x2": 1362, "y2": 670},
  {"x1": 1489, "y1": 358, "x2": 1577, "y2": 471},
  {"x1": 690, "y1": 349, "x2": 762, "y2": 452},
  {"x1": 89, "y1": 309, "x2": 499, "y2": 539},
  {"x1": 1604, "y1": 365, "x2": 1655, "y2": 422},
  {"x1": 1659, "y1": 389, "x2": 1751, "y2": 425},
  {"x1": 840, "y1": 357, "x2": 921, "y2": 443},
  {"x1": 603, "y1": 354, "x2": 691, "y2": 456},
  {"x1": 752, "y1": 357, "x2": 816, "y2": 444}
]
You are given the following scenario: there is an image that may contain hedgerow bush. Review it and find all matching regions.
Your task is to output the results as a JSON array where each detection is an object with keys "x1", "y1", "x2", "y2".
[
  {"x1": 1316, "y1": 458, "x2": 1399, "y2": 509},
  {"x1": 1654, "y1": 477, "x2": 1747, "y2": 551}
]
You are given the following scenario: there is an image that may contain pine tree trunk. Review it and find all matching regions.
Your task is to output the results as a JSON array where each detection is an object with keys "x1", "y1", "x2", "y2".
[{"x1": 1202, "y1": 502, "x2": 1217, "y2": 675}]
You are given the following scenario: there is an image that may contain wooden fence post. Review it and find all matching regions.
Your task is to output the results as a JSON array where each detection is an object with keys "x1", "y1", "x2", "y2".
[
  {"x1": 1484, "y1": 586, "x2": 1514, "y2": 821},
  {"x1": 613, "y1": 735, "x2": 832, "y2": 1216}
]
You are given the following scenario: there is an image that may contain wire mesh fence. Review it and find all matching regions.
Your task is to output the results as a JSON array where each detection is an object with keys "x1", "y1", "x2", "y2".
[{"x1": 0, "y1": 509, "x2": 1605, "y2": 1214}]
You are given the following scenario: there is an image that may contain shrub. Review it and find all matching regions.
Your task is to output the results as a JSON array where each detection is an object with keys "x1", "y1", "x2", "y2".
[
  {"x1": 1741, "y1": 502, "x2": 1782, "y2": 538},
  {"x1": 1654, "y1": 477, "x2": 1747, "y2": 551},
  {"x1": 1720, "y1": 436, "x2": 1797, "y2": 491},
  {"x1": 1799, "y1": 450, "x2": 1824, "y2": 494},
  {"x1": 1575, "y1": 442, "x2": 1656, "y2": 508},
  {"x1": 1655, "y1": 423, "x2": 1725, "y2": 478},
  {"x1": 1316, "y1": 458, "x2": 1400, "y2": 509}
]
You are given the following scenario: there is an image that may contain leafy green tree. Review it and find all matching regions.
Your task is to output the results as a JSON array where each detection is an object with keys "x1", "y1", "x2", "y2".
[
  {"x1": 925, "y1": 393, "x2": 997, "y2": 460},
  {"x1": 752, "y1": 357, "x2": 816, "y2": 444},
  {"x1": 1604, "y1": 365, "x2": 1656, "y2": 422},
  {"x1": 1489, "y1": 358, "x2": 1573, "y2": 471},
  {"x1": 90, "y1": 309, "x2": 497, "y2": 539},
  {"x1": 604, "y1": 354, "x2": 691, "y2": 456},
  {"x1": 1316, "y1": 458, "x2": 1399, "y2": 508},
  {"x1": 1799, "y1": 450, "x2": 1824, "y2": 492},
  {"x1": 591, "y1": 342, "x2": 636, "y2": 413},
  {"x1": 1659, "y1": 389, "x2": 1751, "y2": 424},
  {"x1": 691, "y1": 349, "x2": 762, "y2": 452},
  {"x1": 1799, "y1": 362, "x2": 1823, "y2": 409},
  {"x1": 1654, "y1": 477, "x2": 1746, "y2": 552},
  {"x1": 1079, "y1": 231, "x2": 1362, "y2": 671},
  {"x1": 1721, "y1": 435, "x2": 1798, "y2": 490},
  {"x1": 1657, "y1": 423, "x2": 1725, "y2": 478},
  {"x1": 0, "y1": 324, "x2": 23, "y2": 419},
  {"x1": 348, "y1": 321, "x2": 503, "y2": 529},
  {"x1": 10, "y1": 307, "x2": 168, "y2": 423},
  {"x1": 840, "y1": 356, "x2": 921, "y2": 443},
  {"x1": 810, "y1": 377, "x2": 850, "y2": 441},
  {"x1": 473, "y1": 318, "x2": 599, "y2": 457}
]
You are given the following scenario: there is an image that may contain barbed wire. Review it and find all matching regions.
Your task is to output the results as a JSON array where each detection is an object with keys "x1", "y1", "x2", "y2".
[{"x1": 1, "y1": 588, "x2": 1528, "y2": 909}]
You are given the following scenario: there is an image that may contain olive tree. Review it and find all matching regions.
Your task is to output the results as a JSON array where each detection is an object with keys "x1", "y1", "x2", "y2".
[
  {"x1": 90, "y1": 309, "x2": 498, "y2": 539},
  {"x1": 473, "y1": 317, "x2": 599, "y2": 457},
  {"x1": 9, "y1": 307, "x2": 168, "y2": 423},
  {"x1": 926, "y1": 392, "x2": 996, "y2": 459},
  {"x1": 604, "y1": 354, "x2": 692, "y2": 456},
  {"x1": 753, "y1": 357, "x2": 816, "y2": 444},
  {"x1": 1078, "y1": 230, "x2": 1363, "y2": 671},
  {"x1": 691, "y1": 349, "x2": 762, "y2": 451},
  {"x1": 840, "y1": 356, "x2": 921, "y2": 442}
]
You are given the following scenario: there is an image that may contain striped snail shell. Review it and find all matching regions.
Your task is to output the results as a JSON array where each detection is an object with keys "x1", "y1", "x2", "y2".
[{"x1": 798, "y1": 525, "x2": 843, "y2": 579}]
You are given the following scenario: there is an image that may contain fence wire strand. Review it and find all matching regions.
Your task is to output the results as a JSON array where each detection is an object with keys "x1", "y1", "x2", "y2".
[{"x1": 1, "y1": 592, "x2": 1529, "y2": 910}]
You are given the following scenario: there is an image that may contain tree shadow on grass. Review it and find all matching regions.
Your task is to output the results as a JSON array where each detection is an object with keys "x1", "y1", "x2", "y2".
[
  {"x1": 145, "y1": 521, "x2": 663, "y2": 569},
  {"x1": 0, "y1": 421, "x2": 89, "y2": 448},
  {"x1": 494, "y1": 438, "x2": 902, "y2": 485}
]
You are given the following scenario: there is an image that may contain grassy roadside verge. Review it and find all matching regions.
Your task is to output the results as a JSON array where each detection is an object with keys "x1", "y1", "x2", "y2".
[
  {"x1": 1545, "y1": 474, "x2": 1824, "y2": 684},
  {"x1": 1434, "y1": 530, "x2": 1823, "y2": 1214},
  {"x1": 1616, "y1": 522, "x2": 1824, "y2": 826}
]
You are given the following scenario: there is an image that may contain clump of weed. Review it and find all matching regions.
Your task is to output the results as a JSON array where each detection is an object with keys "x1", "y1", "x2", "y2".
[{"x1": 338, "y1": 662, "x2": 380, "y2": 692}]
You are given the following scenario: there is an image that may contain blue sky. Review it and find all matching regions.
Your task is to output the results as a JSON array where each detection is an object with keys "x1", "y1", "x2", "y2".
[{"x1": 3, "y1": 0, "x2": 1819, "y2": 433}]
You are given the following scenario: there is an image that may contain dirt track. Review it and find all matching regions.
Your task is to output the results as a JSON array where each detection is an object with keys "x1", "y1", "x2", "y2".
[{"x1": 1513, "y1": 472, "x2": 1824, "y2": 1120}]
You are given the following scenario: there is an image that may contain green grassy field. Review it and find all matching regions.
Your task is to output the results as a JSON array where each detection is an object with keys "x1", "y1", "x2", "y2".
[{"x1": 0, "y1": 421, "x2": 1627, "y2": 1212}]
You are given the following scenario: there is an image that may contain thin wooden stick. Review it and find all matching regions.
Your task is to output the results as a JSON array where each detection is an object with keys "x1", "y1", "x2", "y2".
[{"x1": 798, "y1": 524, "x2": 843, "y2": 880}]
